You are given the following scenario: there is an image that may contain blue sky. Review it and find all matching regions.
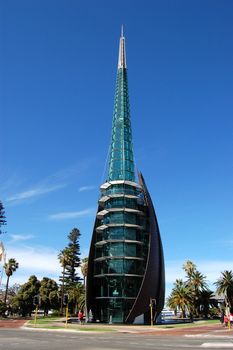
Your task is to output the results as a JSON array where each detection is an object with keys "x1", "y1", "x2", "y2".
[{"x1": 0, "y1": 0, "x2": 233, "y2": 296}]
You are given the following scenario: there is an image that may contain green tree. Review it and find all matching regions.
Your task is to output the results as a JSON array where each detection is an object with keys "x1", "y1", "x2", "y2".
[
  {"x1": 58, "y1": 228, "x2": 82, "y2": 314},
  {"x1": 189, "y1": 270, "x2": 209, "y2": 317},
  {"x1": 1, "y1": 283, "x2": 21, "y2": 315},
  {"x1": 183, "y1": 260, "x2": 197, "y2": 282},
  {"x1": 168, "y1": 261, "x2": 212, "y2": 319},
  {"x1": 12, "y1": 275, "x2": 41, "y2": 316},
  {"x1": 198, "y1": 290, "x2": 216, "y2": 318},
  {"x1": 39, "y1": 277, "x2": 59, "y2": 315},
  {"x1": 81, "y1": 257, "x2": 88, "y2": 319},
  {"x1": 182, "y1": 260, "x2": 209, "y2": 317},
  {"x1": 4, "y1": 258, "x2": 19, "y2": 304},
  {"x1": 215, "y1": 270, "x2": 233, "y2": 308},
  {"x1": 167, "y1": 279, "x2": 191, "y2": 318},
  {"x1": 68, "y1": 283, "x2": 85, "y2": 314},
  {"x1": 81, "y1": 257, "x2": 88, "y2": 280},
  {"x1": 58, "y1": 247, "x2": 71, "y2": 315},
  {"x1": 0, "y1": 299, "x2": 7, "y2": 315},
  {"x1": 0, "y1": 201, "x2": 6, "y2": 235},
  {"x1": 63, "y1": 228, "x2": 82, "y2": 287}
]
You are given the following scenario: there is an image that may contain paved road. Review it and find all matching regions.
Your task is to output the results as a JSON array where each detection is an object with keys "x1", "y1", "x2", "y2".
[{"x1": 1, "y1": 329, "x2": 233, "y2": 350}]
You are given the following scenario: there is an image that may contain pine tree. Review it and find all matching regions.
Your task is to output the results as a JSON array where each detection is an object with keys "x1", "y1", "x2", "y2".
[
  {"x1": 63, "y1": 228, "x2": 82, "y2": 288},
  {"x1": 0, "y1": 201, "x2": 6, "y2": 235},
  {"x1": 58, "y1": 228, "x2": 82, "y2": 315}
]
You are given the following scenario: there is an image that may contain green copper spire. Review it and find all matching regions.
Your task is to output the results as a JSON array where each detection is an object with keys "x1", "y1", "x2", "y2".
[{"x1": 107, "y1": 28, "x2": 135, "y2": 182}]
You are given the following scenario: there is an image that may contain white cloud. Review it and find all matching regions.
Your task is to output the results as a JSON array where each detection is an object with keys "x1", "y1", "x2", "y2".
[
  {"x1": 0, "y1": 245, "x2": 83, "y2": 287},
  {"x1": 6, "y1": 184, "x2": 65, "y2": 203},
  {"x1": 78, "y1": 185, "x2": 96, "y2": 192},
  {"x1": 0, "y1": 245, "x2": 60, "y2": 286},
  {"x1": 165, "y1": 261, "x2": 185, "y2": 284},
  {"x1": 9, "y1": 234, "x2": 35, "y2": 242},
  {"x1": 2, "y1": 160, "x2": 96, "y2": 205},
  {"x1": 5, "y1": 245, "x2": 60, "y2": 274},
  {"x1": 48, "y1": 208, "x2": 95, "y2": 221},
  {"x1": 81, "y1": 248, "x2": 90, "y2": 260}
]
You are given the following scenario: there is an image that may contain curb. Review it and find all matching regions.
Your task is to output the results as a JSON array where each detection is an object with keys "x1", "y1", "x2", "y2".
[{"x1": 20, "y1": 326, "x2": 101, "y2": 333}]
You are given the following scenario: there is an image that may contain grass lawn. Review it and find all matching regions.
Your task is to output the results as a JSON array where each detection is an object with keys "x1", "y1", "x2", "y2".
[
  {"x1": 26, "y1": 317, "x2": 220, "y2": 332},
  {"x1": 28, "y1": 317, "x2": 61, "y2": 325},
  {"x1": 27, "y1": 317, "x2": 117, "y2": 332}
]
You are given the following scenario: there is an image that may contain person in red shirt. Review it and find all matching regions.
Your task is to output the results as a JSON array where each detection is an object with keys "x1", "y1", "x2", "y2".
[
  {"x1": 78, "y1": 310, "x2": 84, "y2": 325},
  {"x1": 224, "y1": 315, "x2": 229, "y2": 327}
]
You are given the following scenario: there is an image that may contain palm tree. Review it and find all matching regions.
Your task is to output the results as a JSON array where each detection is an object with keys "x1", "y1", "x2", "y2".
[
  {"x1": 191, "y1": 271, "x2": 208, "y2": 293},
  {"x1": 81, "y1": 257, "x2": 88, "y2": 280},
  {"x1": 58, "y1": 248, "x2": 71, "y2": 315},
  {"x1": 4, "y1": 258, "x2": 19, "y2": 304},
  {"x1": 183, "y1": 260, "x2": 197, "y2": 280},
  {"x1": 198, "y1": 290, "x2": 215, "y2": 318},
  {"x1": 183, "y1": 262, "x2": 208, "y2": 317},
  {"x1": 68, "y1": 283, "x2": 85, "y2": 313},
  {"x1": 81, "y1": 257, "x2": 88, "y2": 321},
  {"x1": 215, "y1": 270, "x2": 233, "y2": 307},
  {"x1": 167, "y1": 279, "x2": 191, "y2": 318}
]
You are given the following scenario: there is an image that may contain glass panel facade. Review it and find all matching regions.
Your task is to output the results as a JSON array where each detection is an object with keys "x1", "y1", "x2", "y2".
[
  {"x1": 95, "y1": 242, "x2": 143, "y2": 258},
  {"x1": 96, "y1": 227, "x2": 143, "y2": 241},
  {"x1": 107, "y1": 68, "x2": 135, "y2": 182},
  {"x1": 102, "y1": 212, "x2": 138, "y2": 225},
  {"x1": 105, "y1": 197, "x2": 138, "y2": 209},
  {"x1": 93, "y1": 276, "x2": 143, "y2": 323},
  {"x1": 103, "y1": 184, "x2": 138, "y2": 196},
  {"x1": 93, "y1": 180, "x2": 148, "y2": 322},
  {"x1": 97, "y1": 299, "x2": 135, "y2": 323},
  {"x1": 95, "y1": 259, "x2": 144, "y2": 275},
  {"x1": 95, "y1": 276, "x2": 143, "y2": 298}
]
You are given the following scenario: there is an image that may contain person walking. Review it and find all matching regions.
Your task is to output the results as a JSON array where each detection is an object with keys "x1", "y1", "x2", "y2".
[
  {"x1": 224, "y1": 314, "x2": 229, "y2": 327},
  {"x1": 78, "y1": 310, "x2": 84, "y2": 325}
]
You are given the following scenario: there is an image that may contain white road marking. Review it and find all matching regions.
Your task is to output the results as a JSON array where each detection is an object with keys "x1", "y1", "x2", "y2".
[
  {"x1": 201, "y1": 343, "x2": 233, "y2": 348},
  {"x1": 186, "y1": 334, "x2": 233, "y2": 339}
]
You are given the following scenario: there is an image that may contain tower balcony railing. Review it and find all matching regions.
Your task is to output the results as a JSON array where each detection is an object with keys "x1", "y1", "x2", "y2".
[
  {"x1": 97, "y1": 208, "x2": 145, "y2": 219},
  {"x1": 94, "y1": 256, "x2": 144, "y2": 262},
  {"x1": 100, "y1": 180, "x2": 141, "y2": 190},
  {"x1": 99, "y1": 193, "x2": 138, "y2": 204},
  {"x1": 95, "y1": 226, "x2": 148, "y2": 242},
  {"x1": 95, "y1": 239, "x2": 144, "y2": 247},
  {"x1": 96, "y1": 223, "x2": 145, "y2": 232},
  {"x1": 95, "y1": 296, "x2": 136, "y2": 300},
  {"x1": 94, "y1": 273, "x2": 144, "y2": 278}
]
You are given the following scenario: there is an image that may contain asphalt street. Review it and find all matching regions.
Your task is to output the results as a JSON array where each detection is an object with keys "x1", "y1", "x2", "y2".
[{"x1": 1, "y1": 329, "x2": 233, "y2": 350}]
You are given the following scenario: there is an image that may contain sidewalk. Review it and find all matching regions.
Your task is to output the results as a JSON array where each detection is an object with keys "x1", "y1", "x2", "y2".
[{"x1": 0, "y1": 318, "x2": 29, "y2": 328}]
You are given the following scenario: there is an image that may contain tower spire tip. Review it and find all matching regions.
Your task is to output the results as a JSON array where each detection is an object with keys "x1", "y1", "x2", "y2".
[{"x1": 118, "y1": 25, "x2": 126, "y2": 68}]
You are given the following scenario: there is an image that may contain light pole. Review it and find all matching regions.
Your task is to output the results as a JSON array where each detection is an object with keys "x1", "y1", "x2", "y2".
[{"x1": 150, "y1": 298, "x2": 156, "y2": 326}]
